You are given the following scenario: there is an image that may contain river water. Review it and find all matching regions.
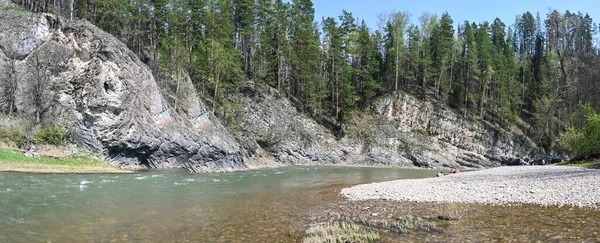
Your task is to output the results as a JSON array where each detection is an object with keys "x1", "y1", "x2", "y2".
[{"x1": 0, "y1": 166, "x2": 436, "y2": 242}]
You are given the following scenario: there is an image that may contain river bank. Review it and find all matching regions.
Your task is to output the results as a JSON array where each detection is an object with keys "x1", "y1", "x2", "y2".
[
  {"x1": 342, "y1": 166, "x2": 600, "y2": 208},
  {"x1": 307, "y1": 199, "x2": 600, "y2": 242},
  {"x1": 301, "y1": 166, "x2": 600, "y2": 241},
  {"x1": 0, "y1": 148, "x2": 130, "y2": 174}
]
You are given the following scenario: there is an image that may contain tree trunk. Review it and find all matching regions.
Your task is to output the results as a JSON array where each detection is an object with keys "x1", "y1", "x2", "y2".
[
  {"x1": 69, "y1": 0, "x2": 74, "y2": 20},
  {"x1": 395, "y1": 41, "x2": 399, "y2": 91}
]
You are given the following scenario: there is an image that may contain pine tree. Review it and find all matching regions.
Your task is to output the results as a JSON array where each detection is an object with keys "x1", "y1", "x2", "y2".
[
  {"x1": 430, "y1": 12, "x2": 454, "y2": 100},
  {"x1": 463, "y1": 21, "x2": 478, "y2": 116},
  {"x1": 254, "y1": 0, "x2": 275, "y2": 85},
  {"x1": 406, "y1": 24, "x2": 422, "y2": 93},
  {"x1": 476, "y1": 22, "x2": 493, "y2": 119},
  {"x1": 354, "y1": 21, "x2": 381, "y2": 106},
  {"x1": 205, "y1": 0, "x2": 243, "y2": 114},
  {"x1": 419, "y1": 13, "x2": 438, "y2": 98},
  {"x1": 233, "y1": 0, "x2": 255, "y2": 78},
  {"x1": 289, "y1": 0, "x2": 321, "y2": 112}
]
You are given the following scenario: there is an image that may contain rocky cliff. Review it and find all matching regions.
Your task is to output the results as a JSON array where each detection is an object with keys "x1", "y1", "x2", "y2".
[
  {"x1": 370, "y1": 93, "x2": 535, "y2": 168},
  {"x1": 229, "y1": 85, "x2": 535, "y2": 169},
  {"x1": 0, "y1": 11, "x2": 244, "y2": 172},
  {"x1": 0, "y1": 7, "x2": 538, "y2": 172}
]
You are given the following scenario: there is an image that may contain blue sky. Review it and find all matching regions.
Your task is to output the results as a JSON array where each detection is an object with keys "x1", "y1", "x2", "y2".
[{"x1": 312, "y1": 0, "x2": 600, "y2": 31}]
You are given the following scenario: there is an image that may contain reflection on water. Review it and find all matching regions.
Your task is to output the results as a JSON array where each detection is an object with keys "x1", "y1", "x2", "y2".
[{"x1": 0, "y1": 166, "x2": 436, "y2": 242}]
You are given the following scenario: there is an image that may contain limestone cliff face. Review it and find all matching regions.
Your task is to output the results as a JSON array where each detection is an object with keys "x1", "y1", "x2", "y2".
[
  {"x1": 231, "y1": 85, "x2": 535, "y2": 169},
  {"x1": 371, "y1": 93, "x2": 535, "y2": 168},
  {"x1": 0, "y1": 12, "x2": 244, "y2": 171},
  {"x1": 229, "y1": 84, "x2": 345, "y2": 168}
]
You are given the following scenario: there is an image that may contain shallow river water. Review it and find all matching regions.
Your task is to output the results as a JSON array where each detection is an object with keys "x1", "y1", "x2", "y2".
[{"x1": 0, "y1": 166, "x2": 437, "y2": 242}]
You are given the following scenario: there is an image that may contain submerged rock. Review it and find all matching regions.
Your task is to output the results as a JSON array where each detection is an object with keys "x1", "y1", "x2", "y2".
[{"x1": 0, "y1": 12, "x2": 244, "y2": 171}]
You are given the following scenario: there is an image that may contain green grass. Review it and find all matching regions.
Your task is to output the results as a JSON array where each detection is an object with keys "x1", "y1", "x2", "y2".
[
  {"x1": 556, "y1": 160, "x2": 600, "y2": 169},
  {"x1": 304, "y1": 221, "x2": 380, "y2": 243},
  {"x1": 0, "y1": 148, "x2": 109, "y2": 167},
  {"x1": 362, "y1": 215, "x2": 438, "y2": 234}
]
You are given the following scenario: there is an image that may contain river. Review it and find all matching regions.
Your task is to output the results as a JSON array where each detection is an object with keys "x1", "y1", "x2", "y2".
[{"x1": 0, "y1": 166, "x2": 436, "y2": 242}]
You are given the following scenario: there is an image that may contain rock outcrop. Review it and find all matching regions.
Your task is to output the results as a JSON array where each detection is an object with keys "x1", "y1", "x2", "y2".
[
  {"x1": 0, "y1": 12, "x2": 244, "y2": 171},
  {"x1": 371, "y1": 93, "x2": 535, "y2": 168},
  {"x1": 230, "y1": 85, "x2": 534, "y2": 169},
  {"x1": 229, "y1": 83, "x2": 345, "y2": 168}
]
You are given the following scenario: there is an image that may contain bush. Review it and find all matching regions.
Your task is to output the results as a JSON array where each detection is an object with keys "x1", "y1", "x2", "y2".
[
  {"x1": 559, "y1": 105, "x2": 600, "y2": 158},
  {"x1": 36, "y1": 124, "x2": 67, "y2": 145}
]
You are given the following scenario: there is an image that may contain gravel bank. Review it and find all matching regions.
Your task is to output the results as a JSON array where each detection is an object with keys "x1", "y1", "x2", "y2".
[{"x1": 341, "y1": 166, "x2": 600, "y2": 208}]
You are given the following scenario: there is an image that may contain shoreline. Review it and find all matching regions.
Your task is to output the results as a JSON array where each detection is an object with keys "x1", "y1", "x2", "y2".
[
  {"x1": 0, "y1": 162, "x2": 132, "y2": 174},
  {"x1": 341, "y1": 166, "x2": 600, "y2": 208},
  {"x1": 0, "y1": 147, "x2": 131, "y2": 174}
]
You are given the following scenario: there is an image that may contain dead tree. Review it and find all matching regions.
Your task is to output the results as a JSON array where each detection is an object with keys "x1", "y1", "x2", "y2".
[{"x1": 0, "y1": 41, "x2": 19, "y2": 115}]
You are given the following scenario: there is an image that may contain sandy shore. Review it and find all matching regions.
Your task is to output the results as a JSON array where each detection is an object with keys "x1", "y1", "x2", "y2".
[
  {"x1": 342, "y1": 166, "x2": 600, "y2": 208},
  {"x1": 0, "y1": 162, "x2": 131, "y2": 174}
]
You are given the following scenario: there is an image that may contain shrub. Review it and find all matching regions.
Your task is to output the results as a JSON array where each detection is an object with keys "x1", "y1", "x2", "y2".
[
  {"x1": 7, "y1": 129, "x2": 26, "y2": 147},
  {"x1": 36, "y1": 124, "x2": 67, "y2": 145},
  {"x1": 559, "y1": 105, "x2": 600, "y2": 158},
  {"x1": 412, "y1": 128, "x2": 429, "y2": 136}
]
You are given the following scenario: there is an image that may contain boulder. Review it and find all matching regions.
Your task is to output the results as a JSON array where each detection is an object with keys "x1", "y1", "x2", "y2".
[{"x1": 502, "y1": 158, "x2": 528, "y2": 166}]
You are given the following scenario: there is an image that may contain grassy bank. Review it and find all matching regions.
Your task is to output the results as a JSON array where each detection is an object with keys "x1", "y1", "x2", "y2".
[
  {"x1": 0, "y1": 148, "x2": 129, "y2": 173},
  {"x1": 556, "y1": 159, "x2": 600, "y2": 169}
]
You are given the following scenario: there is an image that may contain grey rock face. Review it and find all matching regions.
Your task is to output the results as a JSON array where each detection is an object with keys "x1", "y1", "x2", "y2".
[
  {"x1": 0, "y1": 12, "x2": 244, "y2": 172},
  {"x1": 230, "y1": 84, "x2": 344, "y2": 167},
  {"x1": 230, "y1": 85, "x2": 532, "y2": 169},
  {"x1": 0, "y1": 0, "x2": 13, "y2": 10},
  {"x1": 372, "y1": 93, "x2": 535, "y2": 168}
]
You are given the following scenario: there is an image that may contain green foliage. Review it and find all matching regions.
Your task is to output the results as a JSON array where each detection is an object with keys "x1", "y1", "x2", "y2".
[
  {"x1": 4, "y1": 128, "x2": 26, "y2": 147},
  {"x1": 558, "y1": 128, "x2": 583, "y2": 154},
  {"x1": 224, "y1": 101, "x2": 244, "y2": 128},
  {"x1": 36, "y1": 124, "x2": 67, "y2": 145},
  {"x1": 556, "y1": 160, "x2": 599, "y2": 169},
  {"x1": 0, "y1": 120, "x2": 27, "y2": 147},
  {"x1": 0, "y1": 148, "x2": 108, "y2": 167},
  {"x1": 412, "y1": 128, "x2": 429, "y2": 135},
  {"x1": 559, "y1": 105, "x2": 600, "y2": 158}
]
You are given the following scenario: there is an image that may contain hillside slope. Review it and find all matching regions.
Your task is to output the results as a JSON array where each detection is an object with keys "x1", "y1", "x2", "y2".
[
  {"x1": 0, "y1": 7, "x2": 538, "y2": 172},
  {"x1": 0, "y1": 10, "x2": 243, "y2": 172}
]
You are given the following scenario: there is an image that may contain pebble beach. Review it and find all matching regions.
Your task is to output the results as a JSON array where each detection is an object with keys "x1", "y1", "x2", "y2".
[{"x1": 341, "y1": 166, "x2": 600, "y2": 208}]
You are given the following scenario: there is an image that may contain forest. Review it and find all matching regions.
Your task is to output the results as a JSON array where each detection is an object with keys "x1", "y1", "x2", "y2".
[{"x1": 7, "y1": 0, "x2": 600, "y2": 158}]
